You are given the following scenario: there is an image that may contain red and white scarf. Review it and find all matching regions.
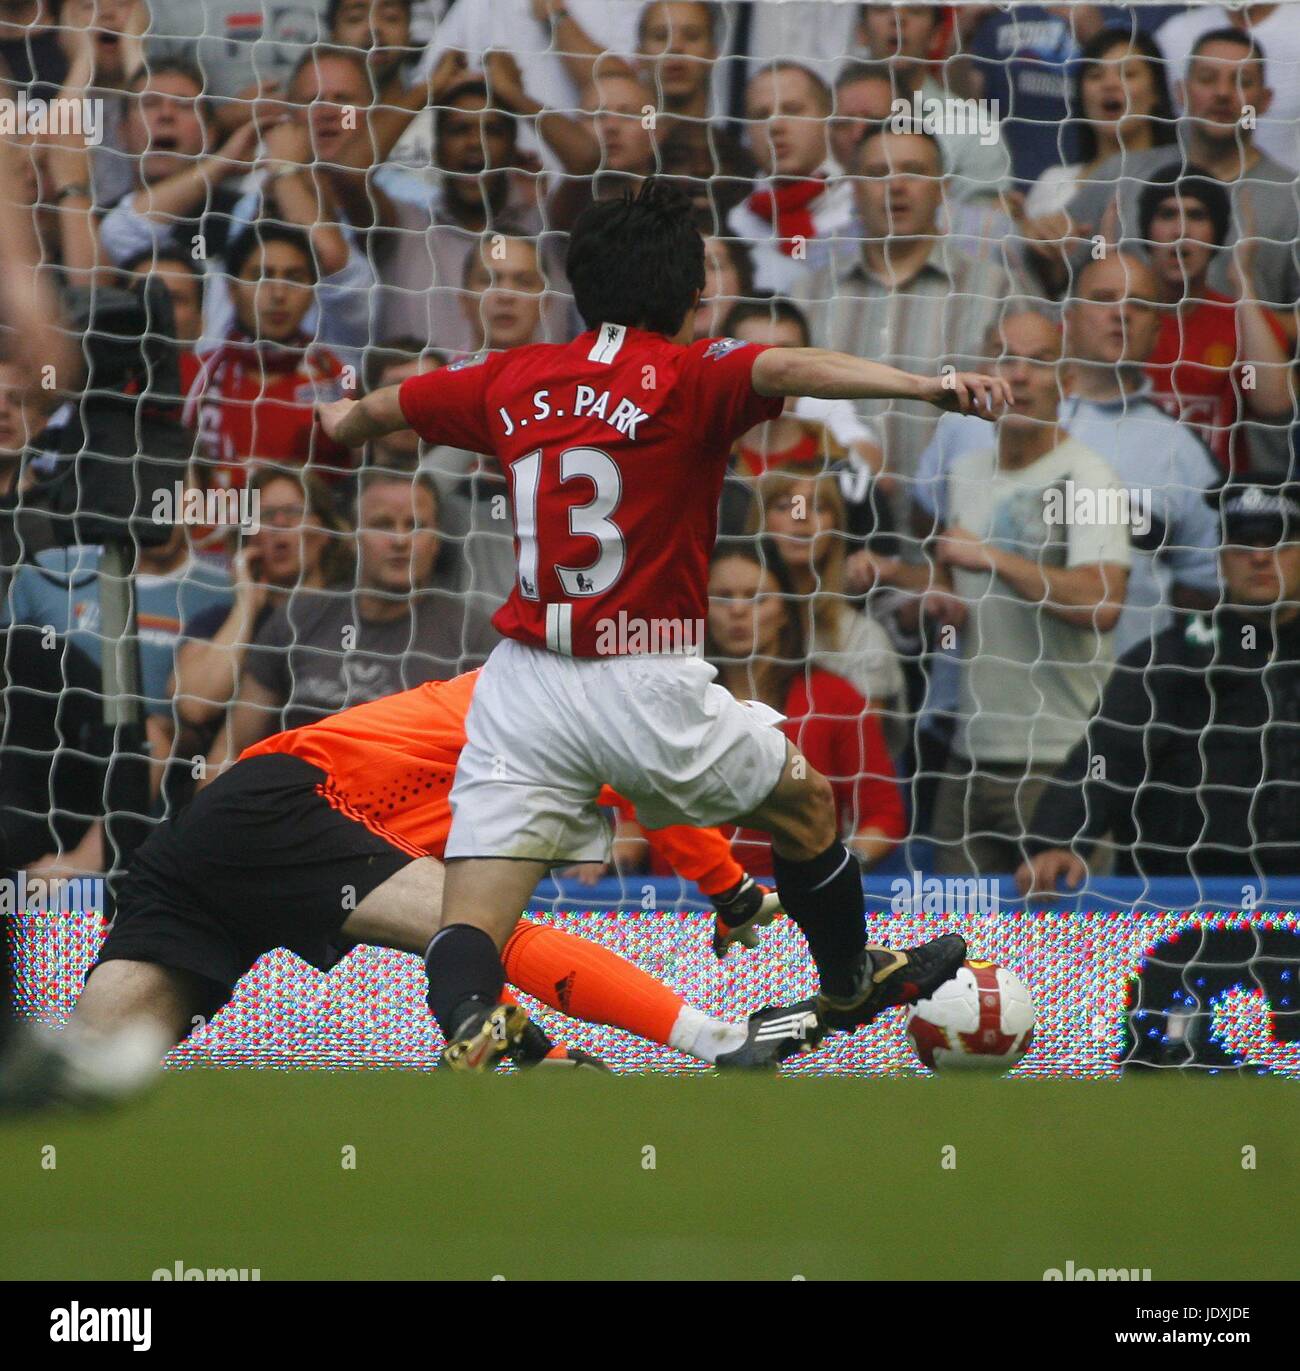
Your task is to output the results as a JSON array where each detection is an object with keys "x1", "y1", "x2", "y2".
[{"x1": 746, "y1": 175, "x2": 830, "y2": 255}]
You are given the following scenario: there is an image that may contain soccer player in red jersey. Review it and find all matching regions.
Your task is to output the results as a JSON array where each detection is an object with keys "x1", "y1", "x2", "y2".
[{"x1": 320, "y1": 181, "x2": 1012, "y2": 1070}]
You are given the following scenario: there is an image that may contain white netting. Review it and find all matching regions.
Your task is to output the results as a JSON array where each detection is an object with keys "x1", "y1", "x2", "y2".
[{"x1": 1, "y1": 1, "x2": 1298, "y2": 1072}]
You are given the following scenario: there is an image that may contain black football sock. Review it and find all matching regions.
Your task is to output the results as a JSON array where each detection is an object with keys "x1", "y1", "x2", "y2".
[
  {"x1": 772, "y1": 840, "x2": 867, "y2": 1000},
  {"x1": 424, "y1": 924, "x2": 506, "y2": 1039}
]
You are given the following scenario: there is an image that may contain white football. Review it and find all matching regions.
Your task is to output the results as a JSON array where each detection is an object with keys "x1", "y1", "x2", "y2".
[{"x1": 906, "y1": 960, "x2": 1035, "y2": 1071}]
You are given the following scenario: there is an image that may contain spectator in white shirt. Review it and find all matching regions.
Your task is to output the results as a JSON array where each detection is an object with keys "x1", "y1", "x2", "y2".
[
  {"x1": 727, "y1": 62, "x2": 854, "y2": 295},
  {"x1": 1155, "y1": 3, "x2": 1300, "y2": 170}
]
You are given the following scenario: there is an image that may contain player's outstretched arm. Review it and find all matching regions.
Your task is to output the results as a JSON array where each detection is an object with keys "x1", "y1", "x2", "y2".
[
  {"x1": 316, "y1": 386, "x2": 408, "y2": 447},
  {"x1": 751, "y1": 346, "x2": 1012, "y2": 419}
]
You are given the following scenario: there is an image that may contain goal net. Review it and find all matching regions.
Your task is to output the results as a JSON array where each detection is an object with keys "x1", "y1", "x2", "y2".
[{"x1": 2, "y1": 0, "x2": 1298, "y2": 1074}]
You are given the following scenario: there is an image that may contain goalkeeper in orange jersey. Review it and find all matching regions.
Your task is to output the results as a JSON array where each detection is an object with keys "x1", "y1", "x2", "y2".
[{"x1": 12, "y1": 669, "x2": 822, "y2": 1101}]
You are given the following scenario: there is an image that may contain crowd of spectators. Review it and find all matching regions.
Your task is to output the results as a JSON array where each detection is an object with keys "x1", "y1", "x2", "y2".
[{"x1": 0, "y1": 0, "x2": 1298, "y2": 892}]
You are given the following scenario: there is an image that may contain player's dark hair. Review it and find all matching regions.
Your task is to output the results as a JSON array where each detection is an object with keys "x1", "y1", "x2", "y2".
[
  {"x1": 1071, "y1": 29, "x2": 1176, "y2": 165},
  {"x1": 226, "y1": 223, "x2": 319, "y2": 283},
  {"x1": 1137, "y1": 162, "x2": 1231, "y2": 249},
  {"x1": 721, "y1": 298, "x2": 811, "y2": 347},
  {"x1": 566, "y1": 178, "x2": 705, "y2": 337}
]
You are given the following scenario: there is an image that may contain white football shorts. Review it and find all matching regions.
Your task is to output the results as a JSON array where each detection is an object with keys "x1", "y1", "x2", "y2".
[{"x1": 444, "y1": 639, "x2": 790, "y2": 864}]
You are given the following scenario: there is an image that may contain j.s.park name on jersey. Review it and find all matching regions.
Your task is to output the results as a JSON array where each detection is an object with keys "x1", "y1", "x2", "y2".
[{"x1": 496, "y1": 385, "x2": 651, "y2": 441}]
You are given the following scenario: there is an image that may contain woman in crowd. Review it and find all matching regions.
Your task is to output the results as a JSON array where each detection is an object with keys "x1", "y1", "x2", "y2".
[
  {"x1": 692, "y1": 235, "x2": 757, "y2": 341},
  {"x1": 744, "y1": 468, "x2": 905, "y2": 725},
  {"x1": 1023, "y1": 28, "x2": 1177, "y2": 218},
  {"x1": 702, "y1": 540, "x2": 905, "y2": 875}
]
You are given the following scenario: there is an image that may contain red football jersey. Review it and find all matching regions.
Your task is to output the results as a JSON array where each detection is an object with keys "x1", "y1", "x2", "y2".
[
  {"x1": 1144, "y1": 289, "x2": 1288, "y2": 473},
  {"x1": 398, "y1": 326, "x2": 781, "y2": 657},
  {"x1": 181, "y1": 335, "x2": 354, "y2": 486}
]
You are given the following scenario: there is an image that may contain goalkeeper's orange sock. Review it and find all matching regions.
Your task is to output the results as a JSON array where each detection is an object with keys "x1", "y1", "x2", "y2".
[
  {"x1": 503, "y1": 921, "x2": 679, "y2": 1043},
  {"x1": 502, "y1": 921, "x2": 745, "y2": 1062}
]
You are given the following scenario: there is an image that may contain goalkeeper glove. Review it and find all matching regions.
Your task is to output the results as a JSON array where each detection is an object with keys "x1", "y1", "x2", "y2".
[{"x1": 710, "y1": 874, "x2": 782, "y2": 958}]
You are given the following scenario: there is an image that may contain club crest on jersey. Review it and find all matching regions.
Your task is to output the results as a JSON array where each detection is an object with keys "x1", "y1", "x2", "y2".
[
  {"x1": 587, "y1": 323, "x2": 627, "y2": 364},
  {"x1": 704, "y1": 337, "x2": 747, "y2": 361}
]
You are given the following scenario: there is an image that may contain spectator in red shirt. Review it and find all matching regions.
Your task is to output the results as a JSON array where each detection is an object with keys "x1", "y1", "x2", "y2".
[
  {"x1": 1140, "y1": 166, "x2": 1294, "y2": 475},
  {"x1": 182, "y1": 224, "x2": 355, "y2": 495},
  {"x1": 702, "y1": 540, "x2": 905, "y2": 875}
]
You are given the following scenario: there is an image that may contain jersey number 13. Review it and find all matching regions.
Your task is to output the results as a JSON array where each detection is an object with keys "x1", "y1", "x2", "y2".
[{"x1": 510, "y1": 446, "x2": 627, "y2": 599}]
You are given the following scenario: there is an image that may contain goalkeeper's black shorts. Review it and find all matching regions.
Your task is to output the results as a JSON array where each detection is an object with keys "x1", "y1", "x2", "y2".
[{"x1": 92, "y1": 753, "x2": 414, "y2": 1017}]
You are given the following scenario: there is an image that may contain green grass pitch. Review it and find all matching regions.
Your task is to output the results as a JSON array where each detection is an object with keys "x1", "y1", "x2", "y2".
[{"x1": 2, "y1": 1071, "x2": 1295, "y2": 1281}]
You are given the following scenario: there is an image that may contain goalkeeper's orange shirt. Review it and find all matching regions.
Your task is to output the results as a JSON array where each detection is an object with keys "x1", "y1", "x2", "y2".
[{"x1": 237, "y1": 669, "x2": 742, "y2": 893}]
